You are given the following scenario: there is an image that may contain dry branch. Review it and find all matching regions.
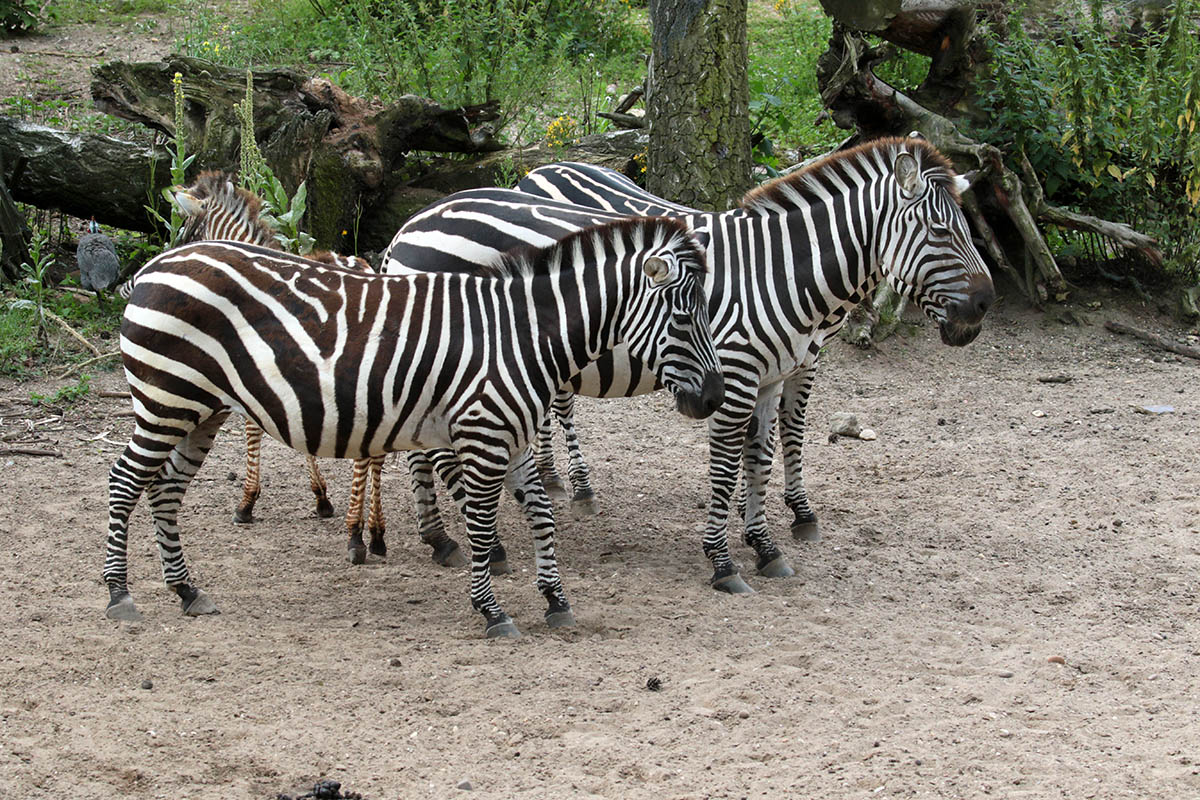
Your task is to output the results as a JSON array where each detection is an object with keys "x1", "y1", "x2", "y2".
[
  {"x1": 42, "y1": 310, "x2": 101, "y2": 356},
  {"x1": 1104, "y1": 321, "x2": 1200, "y2": 360},
  {"x1": 0, "y1": 446, "x2": 62, "y2": 457}
]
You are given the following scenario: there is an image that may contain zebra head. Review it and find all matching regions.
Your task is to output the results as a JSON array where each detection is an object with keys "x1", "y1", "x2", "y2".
[
  {"x1": 878, "y1": 143, "x2": 994, "y2": 346},
  {"x1": 173, "y1": 172, "x2": 276, "y2": 249},
  {"x1": 620, "y1": 219, "x2": 725, "y2": 419}
]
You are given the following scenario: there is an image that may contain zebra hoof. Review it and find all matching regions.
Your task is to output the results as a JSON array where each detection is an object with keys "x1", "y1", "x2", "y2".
[
  {"x1": 484, "y1": 616, "x2": 522, "y2": 639},
  {"x1": 105, "y1": 592, "x2": 143, "y2": 622},
  {"x1": 792, "y1": 520, "x2": 821, "y2": 542},
  {"x1": 711, "y1": 572, "x2": 755, "y2": 595},
  {"x1": 315, "y1": 498, "x2": 335, "y2": 518},
  {"x1": 347, "y1": 545, "x2": 367, "y2": 565},
  {"x1": 178, "y1": 586, "x2": 219, "y2": 616},
  {"x1": 757, "y1": 555, "x2": 795, "y2": 578},
  {"x1": 232, "y1": 507, "x2": 254, "y2": 524},
  {"x1": 545, "y1": 609, "x2": 576, "y2": 629},
  {"x1": 571, "y1": 492, "x2": 597, "y2": 518},
  {"x1": 431, "y1": 541, "x2": 469, "y2": 569}
]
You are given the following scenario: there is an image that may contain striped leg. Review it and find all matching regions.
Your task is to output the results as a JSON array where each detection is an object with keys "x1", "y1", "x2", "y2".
[
  {"x1": 305, "y1": 454, "x2": 335, "y2": 518},
  {"x1": 780, "y1": 365, "x2": 820, "y2": 541},
  {"x1": 533, "y1": 418, "x2": 569, "y2": 502},
  {"x1": 740, "y1": 385, "x2": 795, "y2": 578},
  {"x1": 427, "y1": 448, "x2": 511, "y2": 574},
  {"x1": 505, "y1": 450, "x2": 574, "y2": 627},
  {"x1": 551, "y1": 391, "x2": 597, "y2": 516},
  {"x1": 234, "y1": 418, "x2": 263, "y2": 523},
  {"x1": 451, "y1": 451, "x2": 520, "y2": 638},
  {"x1": 104, "y1": 411, "x2": 228, "y2": 620},
  {"x1": 406, "y1": 451, "x2": 469, "y2": 568},
  {"x1": 701, "y1": 401, "x2": 758, "y2": 595},
  {"x1": 345, "y1": 457, "x2": 386, "y2": 564}
]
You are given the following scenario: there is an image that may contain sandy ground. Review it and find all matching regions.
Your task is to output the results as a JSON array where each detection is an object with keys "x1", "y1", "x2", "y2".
[{"x1": 1, "y1": 287, "x2": 1198, "y2": 799}]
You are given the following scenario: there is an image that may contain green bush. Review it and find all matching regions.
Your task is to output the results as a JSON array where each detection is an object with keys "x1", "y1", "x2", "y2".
[
  {"x1": 977, "y1": 0, "x2": 1200, "y2": 276},
  {"x1": 1, "y1": 0, "x2": 41, "y2": 32}
]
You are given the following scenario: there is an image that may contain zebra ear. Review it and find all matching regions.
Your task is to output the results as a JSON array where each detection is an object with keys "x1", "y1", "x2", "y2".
[
  {"x1": 954, "y1": 172, "x2": 974, "y2": 194},
  {"x1": 174, "y1": 190, "x2": 205, "y2": 217},
  {"x1": 643, "y1": 256, "x2": 672, "y2": 285},
  {"x1": 894, "y1": 152, "x2": 924, "y2": 199}
]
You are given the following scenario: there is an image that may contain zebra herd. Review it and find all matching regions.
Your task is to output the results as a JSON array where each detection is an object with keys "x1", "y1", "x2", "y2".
[{"x1": 103, "y1": 136, "x2": 993, "y2": 638}]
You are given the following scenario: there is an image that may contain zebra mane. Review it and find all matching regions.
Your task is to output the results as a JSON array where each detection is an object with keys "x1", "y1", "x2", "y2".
[
  {"x1": 481, "y1": 217, "x2": 702, "y2": 279},
  {"x1": 741, "y1": 137, "x2": 961, "y2": 213}
]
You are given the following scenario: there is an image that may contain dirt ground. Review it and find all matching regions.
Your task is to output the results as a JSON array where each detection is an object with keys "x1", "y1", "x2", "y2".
[
  {"x1": 1, "y1": 285, "x2": 1198, "y2": 799},
  {"x1": 4, "y1": 9, "x2": 1200, "y2": 800}
]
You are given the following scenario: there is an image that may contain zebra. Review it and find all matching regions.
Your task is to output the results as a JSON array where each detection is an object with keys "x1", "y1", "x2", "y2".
[
  {"x1": 170, "y1": 172, "x2": 387, "y2": 562},
  {"x1": 384, "y1": 136, "x2": 994, "y2": 593},
  {"x1": 103, "y1": 217, "x2": 724, "y2": 638}
]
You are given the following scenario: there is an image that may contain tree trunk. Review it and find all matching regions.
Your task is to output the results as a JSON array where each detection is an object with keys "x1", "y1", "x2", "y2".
[
  {"x1": 0, "y1": 116, "x2": 174, "y2": 234},
  {"x1": 647, "y1": 0, "x2": 753, "y2": 210}
]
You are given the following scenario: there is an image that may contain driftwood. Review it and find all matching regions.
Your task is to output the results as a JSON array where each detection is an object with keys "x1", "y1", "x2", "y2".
[{"x1": 1104, "y1": 321, "x2": 1200, "y2": 360}]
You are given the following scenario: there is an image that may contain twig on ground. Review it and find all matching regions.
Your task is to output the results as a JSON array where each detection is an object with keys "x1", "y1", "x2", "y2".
[
  {"x1": 97, "y1": 390, "x2": 129, "y2": 399},
  {"x1": 55, "y1": 351, "x2": 119, "y2": 379},
  {"x1": 1104, "y1": 321, "x2": 1200, "y2": 360},
  {"x1": 42, "y1": 310, "x2": 101, "y2": 356},
  {"x1": 0, "y1": 446, "x2": 62, "y2": 457}
]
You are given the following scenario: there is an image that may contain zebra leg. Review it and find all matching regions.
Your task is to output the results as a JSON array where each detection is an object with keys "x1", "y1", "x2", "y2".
[
  {"x1": 306, "y1": 455, "x2": 335, "y2": 518},
  {"x1": 454, "y1": 457, "x2": 520, "y2": 638},
  {"x1": 740, "y1": 388, "x2": 795, "y2": 579},
  {"x1": 553, "y1": 391, "x2": 597, "y2": 517},
  {"x1": 406, "y1": 450, "x2": 469, "y2": 568},
  {"x1": 780, "y1": 365, "x2": 820, "y2": 541},
  {"x1": 427, "y1": 448, "x2": 510, "y2": 574},
  {"x1": 533, "y1": 416, "x2": 569, "y2": 502},
  {"x1": 233, "y1": 417, "x2": 262, "y2": 523},
  {"x1": 365, "y1": 454, "x2": 387, "y2": 558},
  {"x1": 344, "y1": 457, "x2": 371, "y2": 564},
  {"x1": 506, "y1": 450, "x2": 574, "y2": 628},
  {"x1": 702, "y1": 404, "x2": 757, "y2": 595},
  {"x1": 145, "y1": 412, "x2": 229, "y2": 616}
]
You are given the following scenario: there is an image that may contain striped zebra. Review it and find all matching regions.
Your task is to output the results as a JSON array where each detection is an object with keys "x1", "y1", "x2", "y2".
[
  {"x1": 104, "y1": 217, "x2": 723, "y2": 637},
  {"x1": 170, "y1": 173, "x2": 387, "y2": 562},
  {"x1": 385, "y1": 136, "x2": 994, "y2": 593}
]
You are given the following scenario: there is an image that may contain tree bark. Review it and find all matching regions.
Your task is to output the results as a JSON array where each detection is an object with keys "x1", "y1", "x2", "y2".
[
  {"x1": 647, "y1": 0, "x2": 753, "y2": 210},
  {"x1": 0, "y1": 116, "x2": 173, "y2": 234},
  {"x1": 0, "y1": 161, "x2": 31, "y2": 281}
]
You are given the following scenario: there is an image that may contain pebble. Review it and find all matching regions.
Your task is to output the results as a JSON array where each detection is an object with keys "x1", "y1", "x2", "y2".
[
  {"x1": 859, "y1": 428, "x2": 877, "y2": 441},
  {"x1": 457, "y1": 780, "x2": 474, "y2": 791},
  {"x1": 389, "y1": 657, "x2": 403, "y2": 668},
  {"x1": 1032, "y1": 409, "x2": 1047, "y2": 418},
  {"x1": 141, "y1": 679, "x2": 153, "y2": 690},
  {"x1": 738, "y1": 710, "x2": 750, "y2": 719},
  {"x1": 1047, "y1": 655, "x2": 1066, "y2": 665},
  {"x1": 997, "y1": 670, "x2": 1014, "y2": 678}
]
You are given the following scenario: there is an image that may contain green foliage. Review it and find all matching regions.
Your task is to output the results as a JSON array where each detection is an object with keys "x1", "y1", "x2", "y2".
[
  {"x1": 144, "y1": 72, "x2": 195, "y2": 248},
  {"x1": 1, "y1": 0, "x2": 42, "y2": 32},
  {"x1": 31, "y1": 374, "x2": 92, "y2": 407},
  {"x1": 235, "y1": 71, "x2": 315, "y2": 254},
  {"x1": 978, "y1": 0, "x2": 1200, "y2": 276},
  {"x1": 748, "y1": 1, "x2": 843, "y2": 171}
]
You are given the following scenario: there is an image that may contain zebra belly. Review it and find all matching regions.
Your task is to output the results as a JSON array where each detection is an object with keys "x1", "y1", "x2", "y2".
[{"x1": 568, "y1": 346, "x2": 660, "y2": 399}]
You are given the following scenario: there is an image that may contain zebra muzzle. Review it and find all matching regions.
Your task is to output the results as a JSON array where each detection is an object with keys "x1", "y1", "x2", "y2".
[{"x1": 674, "y1": 370, "x2": 725, "y2": 419}]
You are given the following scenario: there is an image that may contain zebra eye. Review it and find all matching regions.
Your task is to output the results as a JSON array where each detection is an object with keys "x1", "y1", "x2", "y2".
[{"x1": 929, "y1": 224, "x2": 953, "y2": 240}]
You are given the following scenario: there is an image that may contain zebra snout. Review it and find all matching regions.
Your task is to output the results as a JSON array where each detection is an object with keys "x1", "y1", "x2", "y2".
[
  {"x1": 675, "y1": 370, "x2": 725, "y2": 419},
  {"x1": 948, "y1": 275, "x2": 995, "y2": 327}
]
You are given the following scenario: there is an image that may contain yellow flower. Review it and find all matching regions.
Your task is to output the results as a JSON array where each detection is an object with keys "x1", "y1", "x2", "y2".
[{"x1": 341, "y1": 230, "x2": 348, "y2": 236}]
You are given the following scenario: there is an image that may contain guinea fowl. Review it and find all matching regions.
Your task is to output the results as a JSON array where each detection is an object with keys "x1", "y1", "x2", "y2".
[{"x1": 76, "y1": 219, "x2": 120, "y2": 301}]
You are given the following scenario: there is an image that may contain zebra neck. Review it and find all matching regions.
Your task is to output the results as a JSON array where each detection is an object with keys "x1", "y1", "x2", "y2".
[{"x1": 521, "y1": 267, "x2": 628, "y2": 389}]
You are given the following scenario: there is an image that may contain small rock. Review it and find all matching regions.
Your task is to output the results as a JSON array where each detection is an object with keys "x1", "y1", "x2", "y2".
[
  {"x1": 141, "y1": 679, "x2": 153, "y2": 690},
  {"x1": 997, "y1": 670, "x2": 1014, "y2": 678},
  {"x1": 738, "y1": 710, "x2": 750, "y2": 719},
  {"x1": 859, "y1": 428, "x2": 877, "y2": 441},
  {"x1": 388, "y1": 657, "x2": 403, "y2": 668},
  {"x1": 1032, "y1": 409, "x2": 1046, "y2": 418},
  {"x1": 999, "y1": 729, "x2": 1013, "y2": 738},
  {"x1": 1047, "y1": 655, "x2": 1066, "y2": 665},
  {"x1": 1037, "y1": 375, "x2": 1072, "y2": 384},
  {"x1": 226, "y1": 471, "x2": 238, "y2": 481},
  {"x1": 457, "y1": 780, "x2": 474, "y2": 791},
  {"x1": 1134, "y1": 404, "x2": 1174, "y2": 415},
  {"x1": 29, "y1": 612, "x2": 43, "y2": 622}
]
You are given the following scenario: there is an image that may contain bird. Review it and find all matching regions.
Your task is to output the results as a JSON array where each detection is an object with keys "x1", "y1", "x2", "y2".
[{"x1": 76, "y1": 218, "x2": 120, "y2": 303}]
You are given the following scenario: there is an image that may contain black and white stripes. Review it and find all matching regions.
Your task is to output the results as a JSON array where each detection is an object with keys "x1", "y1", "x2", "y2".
[
  {"x1": 104, "y1": 218, "x2": 722, "y2": 637},
  {"x1": 385, "y1": 136, "x2": 994, "y2": 592}
]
